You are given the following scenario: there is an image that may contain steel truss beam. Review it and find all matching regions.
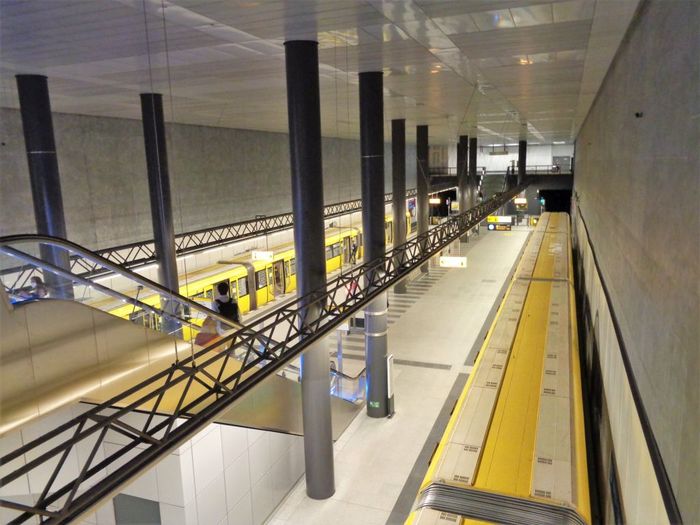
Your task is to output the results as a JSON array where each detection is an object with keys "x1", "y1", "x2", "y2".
[
  {"x1": 1, "y1": 190, "x2": 420, "y2": 288},
  {"x1": 0, "y1": 186, "x2": 524, "y2": 524}
]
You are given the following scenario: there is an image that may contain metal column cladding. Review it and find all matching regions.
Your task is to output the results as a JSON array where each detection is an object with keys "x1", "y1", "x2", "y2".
[
  {"x1": 469, "y1": 136, "x2": 478, "y2": 207},
  {"x1": 392, "y1": 119, "x2": 407, "y2": 294},
  {"x1": 416, "y1": 125, "x2": 429, "y2": 273},
  {"x1": 284, "y1": 40, "x2": 335, "y2": 498},
  {"x1": 360, "y1": 71, "x2": 390, "y2": 418},
  {"x1": 518, "y1": 140, "x2": 527, "y2": 186},
  {"x1": 140, "y1": 93, "x2": 179, "y2": 296},
  {"x1": 458, "y1": 135, "x2": 470, "y2": 213},
  {"x1": 15, "y1": 74, "x2": 73, "y2": 299},
  {"x1": 359, "y1": 72, "x2": 386, "y2": 265}
]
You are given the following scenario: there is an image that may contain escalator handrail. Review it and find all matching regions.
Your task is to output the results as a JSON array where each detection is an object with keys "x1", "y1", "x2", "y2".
[{"x1": 0, "y1": 234, "x2": 243, "y2": 332}]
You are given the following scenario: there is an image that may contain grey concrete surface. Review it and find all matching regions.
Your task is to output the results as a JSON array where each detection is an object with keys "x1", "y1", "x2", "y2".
[
  {"x1": 573, "y1": 1, "x2": 699, "y2": 521},
  {"x1": 0, "y1": 108, "x2": 416, "y2": 250}
]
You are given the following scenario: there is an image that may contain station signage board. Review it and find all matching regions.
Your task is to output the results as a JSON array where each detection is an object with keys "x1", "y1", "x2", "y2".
[
  {"x1": 252, "y1": 250, "x2": 274, "y2": 262},
  {"x1": 487, "y1": 215, "x2": 512, "y2": 224},
  {"x1": 439, "y1": 256, "x2": 467, "y2": 268},
  {"x1": 487, "y1": 224, "x2": 512, "y2": 231},
  {"x1": 514, "y1": 197, "x2": 527, "y2": 205}
]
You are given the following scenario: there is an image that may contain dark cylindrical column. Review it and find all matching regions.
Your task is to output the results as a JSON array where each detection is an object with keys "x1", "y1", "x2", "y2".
[
  {"x1": 469, "y1": 136, "x2": 478, "y2": 207},
  {"x1": 518, "y1": 140, "x2": 527, "y2": 186},
  {"x1": 416, "y1": 125, "x2": 429, "y2": 273},
  {"x1": 391, "y1": 119, "x2": 407, "y2": 294},
  {"x1": 140, "y1": 93, "x2": 179, "y2": 298},
  {"x1": 458, "y1": 135, "x2": 469, "y2": 213},
  {"x1": 360, "y1": 72, "x2": 386, "y2": 266},
  {"x1": 16, "y1": 74, "x2": 73, "y2": 299},
  {"x1": 284, "y1": 40, "x2": 334, "y2": 498},
  {"x1": 360, "y1": 71, "x2": 389, "y2": 418}
]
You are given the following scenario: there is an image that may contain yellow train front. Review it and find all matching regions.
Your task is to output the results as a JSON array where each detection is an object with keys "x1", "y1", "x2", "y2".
[{"x1": 407, "y1": 212, "x2": 591, "y2": 525}]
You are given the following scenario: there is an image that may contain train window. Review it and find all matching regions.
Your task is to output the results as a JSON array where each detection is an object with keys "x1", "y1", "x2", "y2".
[
  {"x1": 255, "y1": 269, "x2": 267, "y2": 289},
  {"x1": 205, "y1": 288, "x2": 213, "y2": 299},
  {"x1": 289, "y1": 258, "x2": 296, "y2": 275},
  {"x1": 229, "y1": 279, "x2": 237, "y2": 297},
  {"x1": 325, "y1": 246, "x2": 333, "y2": 260},
  {"x1": 332, "y1": 242, "x2": 341, "y2": 258},
  {"x1": 191, "y1": 291, "x2": 205, "y2": 300},
  {"x1": 238, "y1": 277, "x2": 248, "y2": 297}
]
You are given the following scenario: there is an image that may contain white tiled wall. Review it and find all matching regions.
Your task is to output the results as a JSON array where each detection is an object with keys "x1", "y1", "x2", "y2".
[{"x1": 0, "y1": 404, "x2": 305, "y2": 525}]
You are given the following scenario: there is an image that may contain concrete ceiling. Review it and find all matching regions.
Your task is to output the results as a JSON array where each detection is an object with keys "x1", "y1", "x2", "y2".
[{"x1": 0, "y1": 0, "x2": 640, "y2": 145}]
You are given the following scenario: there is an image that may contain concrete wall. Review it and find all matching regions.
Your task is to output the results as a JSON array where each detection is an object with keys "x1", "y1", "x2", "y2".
[
  {"x1": 0, "y1": 108, "x2": 416, "y2": 250},
  {"x1": 0, "y1": 403, "x2": 304, "y2": 525},
  {"x1": 572, "y1": 1, "x2": 699, "y2": 522}
]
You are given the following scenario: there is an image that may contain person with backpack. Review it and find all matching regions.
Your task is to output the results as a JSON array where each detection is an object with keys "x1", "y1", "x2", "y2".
[{"x1": 212, "y1": 281, "x2": 240, "y2": 333}]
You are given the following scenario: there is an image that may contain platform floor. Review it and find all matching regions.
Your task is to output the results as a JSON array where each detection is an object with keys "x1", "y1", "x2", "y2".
[{"x1": 266, "y1": 227, "x2": 531, "y2": 525}]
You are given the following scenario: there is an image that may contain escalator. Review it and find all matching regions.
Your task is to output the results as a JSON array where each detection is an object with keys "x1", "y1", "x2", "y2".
[{"x1": 0, "y1": 235, "x2": 365, "y2": 438}]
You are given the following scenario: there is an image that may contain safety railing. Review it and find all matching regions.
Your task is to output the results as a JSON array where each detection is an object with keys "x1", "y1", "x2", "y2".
[
  {"x1": 23, "y1": 188, "x2": 416, "y2": 281},
  {"x1": 0, "y1": 186, "x2": 525, "y2": 524}
]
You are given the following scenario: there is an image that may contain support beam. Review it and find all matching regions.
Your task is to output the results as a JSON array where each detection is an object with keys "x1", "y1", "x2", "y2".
[
  {"x1": 16, "y1": 74, "x2": 73, "y2": 299},
  {"x1": 360, "y1": 71, "x2": 389, "y2": 418},
  {"x1": 391, "y1": 119, "x2": 407, "y2": 294},
  {"x1": 140, "y1": 93, "x2": 179, "y2": 296},
  {"x1": 416, "y1": 125, "x2": 429, "y2": 273},
  {"x1": 284, "y1": 40, "x2": 335, "y2": 499},
  {"x1": 518, "y1": 140, "x2": 527, "y2": 186}
]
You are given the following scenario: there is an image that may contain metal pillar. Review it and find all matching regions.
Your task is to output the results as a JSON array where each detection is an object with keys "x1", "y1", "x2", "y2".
[
  {"x1": 284, "y1": 40, "x2": 335, "y2": 498},
  {"x1": 391, "y1": 119, "x2": 407, "y2": 294},
  {"x1": 469, "y1": 136, "x2": 478, "y2": 207},
  {"x1": 518, "y1": 140, "x2": 527, "y2": 186},
  {"x1": 458, "y1": 135, "x2": 469, "y2": 213},
  {"x1": 16, "y1": 74, "x2": 73, "y2": 299},
  {"x1": 416, "y1": 125, "x2": 429, "y2": 273},
  {"x1": 360, "y1": 71, "x2": 390, "y2": 418},
  {"x1": 140, "y1": 94, "x2": 179, "y2": 296}
]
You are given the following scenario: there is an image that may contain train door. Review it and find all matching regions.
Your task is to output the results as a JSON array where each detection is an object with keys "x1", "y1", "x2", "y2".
[
  {"x1": 273, "y1": 260, "x2": 285, "y2": 295},
  {"x1": 343, "y1": 237, "x2": 351, "y2": 264},
  {"x1": 267, "y1": 265, "x2": 275, "y2": 298},
  {"x1": 385, "y1": 220, "x2": 393, "y2": 245}
]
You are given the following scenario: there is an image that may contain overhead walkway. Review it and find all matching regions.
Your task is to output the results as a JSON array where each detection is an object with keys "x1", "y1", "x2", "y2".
[{"x1": 0, "y1": 187, "x2": 525, "y2": 523}]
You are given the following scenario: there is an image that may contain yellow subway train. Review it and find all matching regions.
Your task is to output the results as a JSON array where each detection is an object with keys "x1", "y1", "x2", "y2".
[
  {"x1": 99, "y1": 213, "x2": 410, "y2": 332},
  {"x1": 407, "y1": 213, "x2": 591, "y2": 525}
]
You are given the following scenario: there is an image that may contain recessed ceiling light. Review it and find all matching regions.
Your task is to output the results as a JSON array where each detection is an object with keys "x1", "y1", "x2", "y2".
[{"x1": 553, "y1": 141, "x2": 566, "y2": 144}]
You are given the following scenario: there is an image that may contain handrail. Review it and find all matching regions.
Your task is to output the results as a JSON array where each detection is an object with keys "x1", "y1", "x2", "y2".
[
  {"x1": 0, "y1": 187, "x2": 525, "y2": 524},
  {"x1": 572, "y1": 201, "x2": 682, "y2": 524},
  {"x1": 0, "y1": 234, "x2": 244, "y2": 333},
  {"x1": 0, "y1": 189, "x2": 419, "y2": 282}
]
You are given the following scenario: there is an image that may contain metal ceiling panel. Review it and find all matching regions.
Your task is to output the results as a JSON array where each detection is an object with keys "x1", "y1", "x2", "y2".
[{"x1": 0, "y1": 0, "x2": 636, "y2": 144}]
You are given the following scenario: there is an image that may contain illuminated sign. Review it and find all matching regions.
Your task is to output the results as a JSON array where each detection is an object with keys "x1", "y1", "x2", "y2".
[
  {"x1": 429, "y1": 197, "x2": 441, "y2": 204},
  {"x1": 251, "y1": 250, "x2": 274, "y2": 261},
  {"x1": 487, "y1": 215, "x2": 512, "y2": 224},
  {"x1": 487, "y1": 224, "x2": 512, "y2": 231},
  {"x1": 514, "y1": 197, "x2": 527, "y2": 205},
  {"x1": 439, "y1": 256, "x2": 467, "y2": 268}
]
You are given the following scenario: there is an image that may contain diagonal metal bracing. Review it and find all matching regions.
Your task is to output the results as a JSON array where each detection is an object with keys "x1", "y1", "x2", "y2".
[
  {"x1": 0, "y1": 186, "x2": 525, "y2": 524},
  {"x1": 1, "y1": 190, "x2": 422, "y2": 287}
]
